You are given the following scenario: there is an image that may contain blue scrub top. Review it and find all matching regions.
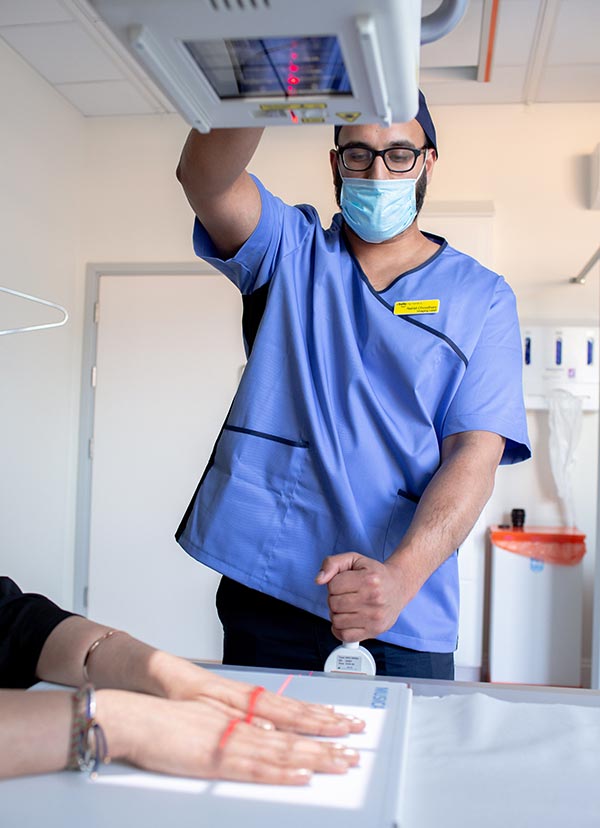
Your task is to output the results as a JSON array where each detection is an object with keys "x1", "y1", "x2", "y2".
[{"x1": 177, "y1": 176, "x2": 531, "y2": 653}]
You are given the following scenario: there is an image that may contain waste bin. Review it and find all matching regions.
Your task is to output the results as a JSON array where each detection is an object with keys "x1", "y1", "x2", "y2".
[{"x1": 488, "y1": 525, "x2": 586, "y2": 686}]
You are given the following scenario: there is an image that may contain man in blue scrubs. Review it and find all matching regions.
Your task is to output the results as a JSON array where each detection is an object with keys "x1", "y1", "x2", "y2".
[{"x1": 175, "y1": 92, "x2": 530, "y2": 679}]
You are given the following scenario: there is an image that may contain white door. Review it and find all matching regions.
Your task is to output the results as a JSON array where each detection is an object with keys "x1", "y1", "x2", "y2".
[{"x1": 86, "y1": 271, "x2": 245, "y2": 659}]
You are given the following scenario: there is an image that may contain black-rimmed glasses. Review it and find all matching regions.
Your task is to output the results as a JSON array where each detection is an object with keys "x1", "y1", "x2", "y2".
[{"x1": 337, "y1": 144, "x2": 427, "y2": 173}]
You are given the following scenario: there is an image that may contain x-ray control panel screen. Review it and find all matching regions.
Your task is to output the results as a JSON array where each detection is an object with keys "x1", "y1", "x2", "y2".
[{"x1": 184, "y1": 35, "x2": 352, "y2": 99}]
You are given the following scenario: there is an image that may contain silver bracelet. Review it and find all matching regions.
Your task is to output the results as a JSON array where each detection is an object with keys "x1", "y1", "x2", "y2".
[{"x1": 67, "y1": 684, "x2": 110, "y2": 778}]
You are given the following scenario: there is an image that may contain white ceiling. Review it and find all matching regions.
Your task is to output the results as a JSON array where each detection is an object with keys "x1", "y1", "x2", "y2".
[{"x1": 0, "y1": 0, "x2": 598, "y2": 117}]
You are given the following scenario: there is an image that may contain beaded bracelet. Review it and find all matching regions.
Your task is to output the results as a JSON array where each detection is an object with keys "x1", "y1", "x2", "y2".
[{"x1": 67, "y1": 684, "x2": 110, "y2": 778}]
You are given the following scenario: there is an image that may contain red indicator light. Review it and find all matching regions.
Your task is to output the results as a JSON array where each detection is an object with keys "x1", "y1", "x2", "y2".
[
  {"x1": 288, "y1": 76, "x2": 299, "y2": 85},
  {"x1": 290, "y1": 111, "x2": 298, "y2": 123},
  {"x1": 289, "y1": 64, "x2": 298, "y2": 72},
  {"x1": 291, "y1": 52, "x2": 298, "y2": 60}
]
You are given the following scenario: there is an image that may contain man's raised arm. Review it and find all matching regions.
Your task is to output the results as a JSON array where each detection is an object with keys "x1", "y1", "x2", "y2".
[{"x1": 176, "y1": 127, "x2": 264, "y2": 259}]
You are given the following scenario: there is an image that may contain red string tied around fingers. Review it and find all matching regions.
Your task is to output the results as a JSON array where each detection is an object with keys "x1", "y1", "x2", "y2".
[
  {"x1": 244, "y1": 685, "x2": 266, "y2": 724},
  {"x1": 218, "y1": 685, "x2": 266, "y2": 753}
]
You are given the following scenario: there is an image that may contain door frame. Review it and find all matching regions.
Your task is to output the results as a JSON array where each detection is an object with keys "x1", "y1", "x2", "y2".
[{"x1": 73, "y1": 261, "x2": 218, "y2": 615}]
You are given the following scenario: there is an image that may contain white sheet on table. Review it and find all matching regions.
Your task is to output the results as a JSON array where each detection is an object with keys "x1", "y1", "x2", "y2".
[{"x1": 402, "y1": 693, "x2": 600, "y2": 828}]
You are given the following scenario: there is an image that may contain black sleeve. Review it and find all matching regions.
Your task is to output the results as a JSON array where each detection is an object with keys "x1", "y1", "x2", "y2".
[{"x1": 0, "y1": 577, "x2": 75, "y2": 689}]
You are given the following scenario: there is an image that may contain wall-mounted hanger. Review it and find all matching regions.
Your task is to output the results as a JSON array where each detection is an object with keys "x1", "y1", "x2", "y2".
[
  {"x1": 569, "y1": 244, "x2": 600, "y2": 285},
  {"x1": 0, "y1": 286, "x2": 69, "y2": 336}
]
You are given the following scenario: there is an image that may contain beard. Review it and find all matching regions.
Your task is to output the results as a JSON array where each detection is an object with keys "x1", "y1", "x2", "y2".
[{"x1": 334, "y1": 165, "x2": 428, "y2": 218}]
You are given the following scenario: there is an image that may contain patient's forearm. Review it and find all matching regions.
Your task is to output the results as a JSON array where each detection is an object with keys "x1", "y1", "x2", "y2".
[
  {"x1": 35, "y1": 615, "x2": 169, "y2": 696},
  {"x1": 0, "y1": 691, "x2": 71, "y2": 778},
  {"x1": 0, "y1": 689, "x2": 360, "y2": 783}
]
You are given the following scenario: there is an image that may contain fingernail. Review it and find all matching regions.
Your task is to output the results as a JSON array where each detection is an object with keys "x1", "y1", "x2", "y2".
[
  {"x1": 257, "y1": 721, "x2": 275, "y2": 730},
  {"x1": 315, "y1": 570, "x2": 325, "y2": 581},
  {"x1": 293, "y1": 768, "x2": 313, "y2": 779},
  {"x1": 333, "y1": 757, "x2": 350, "y2": 768},
  {"x1": 342, "y1": 715, "x2": 364, "y2": 725},
  {"x1": 337, "y1": 747, "x2": 359, "y2": 759}
]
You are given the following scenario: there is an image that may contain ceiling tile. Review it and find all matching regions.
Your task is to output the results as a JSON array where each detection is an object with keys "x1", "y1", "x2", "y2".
[
  {"x1": 546, "y1": 1, "x2": 600, "y2": 65},
  {"x1": 494, "y1": 0, "x2": 543, "y2": 66},
  {"x1": 423, "y1": 65, "x2": 528, "y2": 105},
  {"x1": 0, "y1": 0, "x2": 73, "y2": 26},
  {"x1": 537, "y1": 65, "x2": 600, "y2": 102},
  {"x1": 55, "y1": 79, "x2": 161, "y2": 116},
  {"x1": 0, "y1": 21, "x2": 123, "y2": 83}
]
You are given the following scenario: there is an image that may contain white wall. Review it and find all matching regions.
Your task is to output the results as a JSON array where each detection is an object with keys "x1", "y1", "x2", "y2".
[
  {"x1": 0, "y1": 40, "x2": 85, "y2": 606},
  {"x1": 83, "y1": 103, "x2": 600, "y2": 320},
  {"x1": 2, "y1": 32, "x2": 600, "y2": 674}
]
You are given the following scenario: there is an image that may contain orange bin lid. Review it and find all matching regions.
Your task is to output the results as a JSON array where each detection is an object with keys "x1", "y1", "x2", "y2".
[{"x1": 489, "y1": 525, "x2": 586, "y2": 565}]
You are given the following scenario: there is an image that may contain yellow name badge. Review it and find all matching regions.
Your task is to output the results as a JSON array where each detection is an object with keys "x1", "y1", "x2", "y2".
[{"x1": 393, "y1": 300, "x2": 440, "y2": 316}]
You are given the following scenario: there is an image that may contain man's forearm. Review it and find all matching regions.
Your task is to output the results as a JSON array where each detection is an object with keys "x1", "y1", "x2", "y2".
[
  {"x1": 385, "y1": 430, "x2": 505, "y2": 600},
  {"x1": 316, "y1": 432, "x2": 505, "y2": 640}
]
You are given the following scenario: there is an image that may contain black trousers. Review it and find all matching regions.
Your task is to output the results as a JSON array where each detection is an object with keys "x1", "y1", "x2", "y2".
[{"x1": 216, "y1": 576, "x2": 454, "y2": 680}]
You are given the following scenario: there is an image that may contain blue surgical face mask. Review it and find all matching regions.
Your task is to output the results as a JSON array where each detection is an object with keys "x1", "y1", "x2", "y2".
[{"x1": 340, "y1": 157, "x2": 427, "y2": 244}]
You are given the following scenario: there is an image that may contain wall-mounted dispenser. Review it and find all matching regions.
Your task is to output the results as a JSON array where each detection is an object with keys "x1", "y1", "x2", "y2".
[{"x1": 522, "y1": 324, "x2": 599, "y2": 411}]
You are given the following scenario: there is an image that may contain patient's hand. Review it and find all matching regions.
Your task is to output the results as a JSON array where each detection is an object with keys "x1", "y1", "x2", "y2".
[
  {"x1": 150, "y1": 650, "x2": 366, "y2": 737},
  {"x1": 98, "y1": 689, "x2": 360, "y2": 784}
]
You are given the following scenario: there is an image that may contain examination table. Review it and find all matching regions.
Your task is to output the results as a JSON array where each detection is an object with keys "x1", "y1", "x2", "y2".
[{"x1": 4, "y1": 666, "x2": 599, "y2": 828}]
